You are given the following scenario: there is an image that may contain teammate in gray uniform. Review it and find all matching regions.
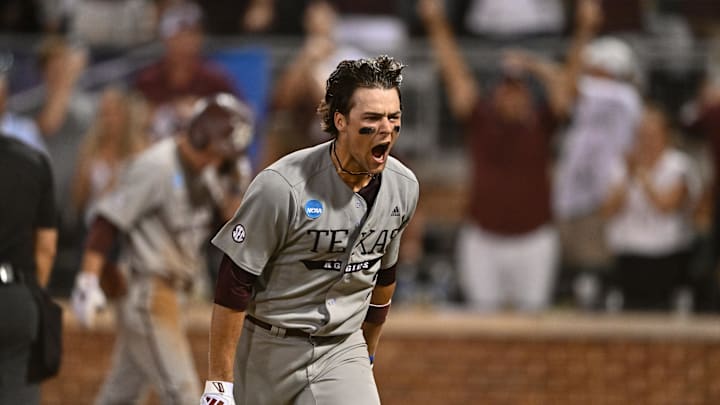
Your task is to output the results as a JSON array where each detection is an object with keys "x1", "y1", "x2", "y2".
[
  {"x1": 71, "y1": 93, "x2": 254, "y2": 405},
  {"x1": 200, "y1": 55, "x2": 419, "y2": 405}
]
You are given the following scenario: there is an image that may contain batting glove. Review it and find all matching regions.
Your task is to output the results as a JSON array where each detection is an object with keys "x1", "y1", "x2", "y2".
[
  {"x1": 200, "y1": 381, "x2": 235, "y2": 405},
  {"x1": 71, "y1": 272, "x2": 107, "y2": 328}
]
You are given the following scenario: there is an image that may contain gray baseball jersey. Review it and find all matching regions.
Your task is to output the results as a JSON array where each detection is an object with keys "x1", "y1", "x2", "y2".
[
  {"x1": 95, "y1": 138, "x2": 215, "y2": 283},
  {"x1": 212, "y1": 140, "x2": 419, "y2": 336},
  {"x1": 93, "y1": 138, "x2": 219, "y2": 405}
]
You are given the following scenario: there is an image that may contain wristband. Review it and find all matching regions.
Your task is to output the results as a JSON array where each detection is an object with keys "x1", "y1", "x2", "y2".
[
  {"x1": 204, "y1": 380, "x2": 234, "y2": 394},
  {"x1": 369, "y1": 354, "x2": 375, "y2": 364},
  {"x1": 365, "y1": 300, "x2": 391, "y2": 324}
]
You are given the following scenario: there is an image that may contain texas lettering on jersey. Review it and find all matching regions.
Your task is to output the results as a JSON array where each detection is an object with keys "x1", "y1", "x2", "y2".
[
  {"x1": 306, "y1": 227, "x2": 402, "y2": 254},
  {"x1": 302, "y1": 226, "x2": 401, "y2": 272}
]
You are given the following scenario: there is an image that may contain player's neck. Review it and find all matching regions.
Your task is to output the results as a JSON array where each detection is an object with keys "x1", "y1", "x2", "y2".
[{"x1": 331, "y1": 140, "x2": 374, "y2": 192}]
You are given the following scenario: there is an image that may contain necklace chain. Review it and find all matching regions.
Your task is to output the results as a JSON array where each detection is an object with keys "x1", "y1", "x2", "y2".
[{"x1": 332, "y1": 140, "x2": 374, "y2": 178}]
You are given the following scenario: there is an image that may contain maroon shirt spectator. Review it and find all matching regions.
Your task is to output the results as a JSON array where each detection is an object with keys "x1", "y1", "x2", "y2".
[
  {"x1": 134, "y1": 59, "x2": 236, "y2": 106},
  {"x1": 419, "y1": 0, "x2": 600, "y2": 312},
  {"x1": 467, "y1": 98, "x2": 557, "y2": 235},
  {"x1": 133, "y1": 1, "x2": 240, "y2": 139}
]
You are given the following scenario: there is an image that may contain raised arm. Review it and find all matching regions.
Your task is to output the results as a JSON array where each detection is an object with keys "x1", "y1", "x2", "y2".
[
  {"x1": 418, "y1": 0, "x2": 479, "y2": 120},
  {"x1": 501, "y1": 0, "x2": 602, "y2": 118},
  {"x1": 503, "y1": 50, "x2": 571, "y2": 117},
  {"x1": 561, "y1": 0, "x2": 603, "y2": 101},
  {"x1": 36, "y1": 44, "x2": 87, "y2": 137}
]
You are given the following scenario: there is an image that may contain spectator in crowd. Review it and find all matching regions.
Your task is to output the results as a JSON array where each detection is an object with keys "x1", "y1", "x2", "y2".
[
  {"x1": 0, "y1": 135, "x2": 58, "y2": 404},
  {"x1": 31, "y1": 36, "x2": 96, "y2": 291},
  {"x1": 0, "y1": 71, "x2": 46, "y2": 153},
  {"x1": 418, "y1": 0, "x2": 600, "y2": 312},
  {"x1": 553, "y1": 34, "x2": 644, "y2": 310},
  {"x1": 34, "y1": 36, "x2": 93, "y2": 141},
  {"x1": 261, "y1": 0, "x2": 365, "y2": 168},
  {"x1": 601, "y1": 103, "x2": 700, "y2": 311},
  {"x1": 134, "y1": 0, "x2": 240, "y2": 141},
  {"x1": 71, "y1": 86, "x2": 150, "y2": 226}
]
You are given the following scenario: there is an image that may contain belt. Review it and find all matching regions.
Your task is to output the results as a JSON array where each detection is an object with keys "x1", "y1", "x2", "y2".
[{"x1": 245, "y1": 315, "x2": 345, "y2": 343}]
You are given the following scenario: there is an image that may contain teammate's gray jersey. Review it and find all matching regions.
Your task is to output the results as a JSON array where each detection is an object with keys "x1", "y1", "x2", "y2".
[
  {"x1": 212, "y1": 141, "x2": 419, "y2": 336},
  {"x1": 95, "y1": 138, "x2": 215, "y2": 282}
]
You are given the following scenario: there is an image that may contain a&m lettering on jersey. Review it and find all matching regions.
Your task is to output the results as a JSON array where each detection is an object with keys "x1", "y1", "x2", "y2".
[{"x1": 302, "y1": 257, "x2": 382, "y2": 273}]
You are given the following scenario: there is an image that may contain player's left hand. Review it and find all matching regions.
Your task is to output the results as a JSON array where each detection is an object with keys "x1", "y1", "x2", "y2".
[
  {"x1": 200, "y1": 381, "x2": 236, "y2": 405},
  {"x1": 71, "y1": 272, "x2": 107, "y2": 328}
]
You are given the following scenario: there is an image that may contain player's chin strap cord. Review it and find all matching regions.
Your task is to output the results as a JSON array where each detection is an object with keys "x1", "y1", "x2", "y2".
[{"x1": 332, "y1": 140, "x2": 376, "y2": 178}]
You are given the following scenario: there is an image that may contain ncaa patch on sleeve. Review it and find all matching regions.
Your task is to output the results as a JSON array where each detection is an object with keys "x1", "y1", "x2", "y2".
[
  {"x1": 232, "y1": 224, "x2": 246, "y2": 243},
  {"x1": 305, "y1": 199, "x2": 324, "y2": 219}
]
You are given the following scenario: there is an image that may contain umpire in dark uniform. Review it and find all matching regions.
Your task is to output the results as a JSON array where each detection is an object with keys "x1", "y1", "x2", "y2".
[{"x1": 0, "y1": 135, "x2": 58, "y2": 403}]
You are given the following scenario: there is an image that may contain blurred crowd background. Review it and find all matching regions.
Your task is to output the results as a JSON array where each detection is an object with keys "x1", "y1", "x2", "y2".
[{"x1": 3, "y1": 0, "x2": 720, "y2": 316}]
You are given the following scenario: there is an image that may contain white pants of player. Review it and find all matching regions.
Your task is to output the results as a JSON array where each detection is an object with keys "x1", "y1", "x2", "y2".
[
  {"x1": 234, "y1": 321, "x2": 379, "y2": 405},
  {"x1": 456, "y1": 223, "x2": 559, "y2": 312},
  {"x1": 94, "y1": 277, "x2": 199, "y2": 405}
]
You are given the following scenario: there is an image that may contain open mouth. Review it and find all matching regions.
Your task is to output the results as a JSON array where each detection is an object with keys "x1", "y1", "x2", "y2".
[{"x1": 371, "y1": 143, "x2": 390, "y2": 160}]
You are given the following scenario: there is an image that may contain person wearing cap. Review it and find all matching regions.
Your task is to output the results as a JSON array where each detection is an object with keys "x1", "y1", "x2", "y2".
[
  {"x1": 70, "y1": 93, "x2": 254, "y2": 405},
  {"x1": 418, "y1": 0, "x2": 601, "y2": 312},
  {"x1": 134, "y1": 1, "x2": 240, "y2": 141},
  {"x1": 552, "y1": 35, "x2": 644, "y2": 310}
]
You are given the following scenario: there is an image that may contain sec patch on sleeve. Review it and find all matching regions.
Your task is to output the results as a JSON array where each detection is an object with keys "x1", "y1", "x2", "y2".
[{"x1": 232, "y1": 224, "x2": 246, "y2": 243}]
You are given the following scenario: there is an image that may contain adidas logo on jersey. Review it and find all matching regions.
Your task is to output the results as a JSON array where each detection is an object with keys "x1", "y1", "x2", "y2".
[{"x1": 390, "y1": 206, "x2": 400, "y2": 217}]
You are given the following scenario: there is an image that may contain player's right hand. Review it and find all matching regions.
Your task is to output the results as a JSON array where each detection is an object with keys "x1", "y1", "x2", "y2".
[
  {"x1": 71, "y1": 272, "x2": 107, "y2": 329},
  {"x1": 200, "y1": 381, "x2": 235, "y2": 405}
]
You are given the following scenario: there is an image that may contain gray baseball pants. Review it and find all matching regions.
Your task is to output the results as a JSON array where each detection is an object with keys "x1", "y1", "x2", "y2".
[
  {"x1": 234, "y1": 320, "x2": 380, "y2": 405},
  {"x1": 94, "y1": 277, "x2": 199, "y2": 405}
]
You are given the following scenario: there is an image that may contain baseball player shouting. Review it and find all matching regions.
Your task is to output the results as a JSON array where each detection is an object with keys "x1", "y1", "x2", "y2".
[
  {"x1": 201, "y1": 55, "x2": 419, "y2": 405},
  {"x1": 71, "y1": 93, "x2": 254, "y2": 405}
]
